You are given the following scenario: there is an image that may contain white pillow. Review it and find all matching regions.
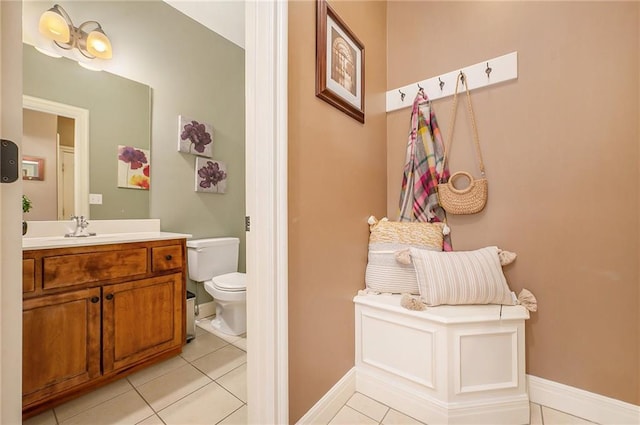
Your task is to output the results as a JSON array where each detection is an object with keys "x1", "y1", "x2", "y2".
[
  {"x1": 365, "y1": 217, "x2": 444, "y2": 294},
  {"x1": 410, "y1": 246, "x2": 515, "y2": 306}
]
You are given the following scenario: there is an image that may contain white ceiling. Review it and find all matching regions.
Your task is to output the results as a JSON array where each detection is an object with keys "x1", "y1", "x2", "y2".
[{"x1": 164, "y1": 0, "x2": 245, "y2": 49}]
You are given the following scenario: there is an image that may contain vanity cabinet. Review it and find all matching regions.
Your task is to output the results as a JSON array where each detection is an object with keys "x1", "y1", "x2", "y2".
[
  {"x1": 22, "y1": 238, "x2": 187, "y2": 418},
  {"x1": 23, "y1": 287, "x2": 102, "y2": 407},
  {"x1": 103, "y1": 273, "x2": 183, "y2": 373}
]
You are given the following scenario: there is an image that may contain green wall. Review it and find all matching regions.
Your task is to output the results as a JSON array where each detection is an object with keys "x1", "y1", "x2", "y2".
[
  {"x1": 23, "y1": 1, "x2": 246, "y2": 303},
  {"x1": 23, "y1": 46, "x2": 151, "y2": 219}
]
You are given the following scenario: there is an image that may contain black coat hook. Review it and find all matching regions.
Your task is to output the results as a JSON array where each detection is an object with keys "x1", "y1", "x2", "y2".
[
  {"x1": 417, "y1": 83, "x2": 424, "y2": 93},
  {"x1": 399, "y1": 89, "x2": 406, "y2": 101},
  {"x1": 438, "y1": 77, "x2": 445, "y2": 91},
  {"x1": 459, "y1": 71, "x2": 465, "y2": 85},
  {"x1": 485, "y1": 62, "x2": 492, "y2": 78}
]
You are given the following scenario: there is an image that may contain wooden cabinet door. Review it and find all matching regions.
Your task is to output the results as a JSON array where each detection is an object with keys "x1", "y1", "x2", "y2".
[
  {"x1": 102, "y1": 273, "x2": 184, "y2": 373},
  {"x1": 23, "y1": 288, "x2": 101, "y2": 408}
]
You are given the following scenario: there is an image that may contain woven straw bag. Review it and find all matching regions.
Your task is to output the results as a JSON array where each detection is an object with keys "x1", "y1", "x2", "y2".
[{"x1": 437, "y1": 71, "x2": 488, "y2": 215}]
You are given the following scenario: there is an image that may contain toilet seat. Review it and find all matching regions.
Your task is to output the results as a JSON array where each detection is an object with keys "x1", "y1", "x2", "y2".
[{"x1": 211, "y1": 272, "x2": 246, "y2": 292}]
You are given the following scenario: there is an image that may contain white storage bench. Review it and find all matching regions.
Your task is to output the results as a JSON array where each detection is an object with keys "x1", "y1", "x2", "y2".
[{"x1": 354, "y1": 294, "x2": 530, "y2": 425}]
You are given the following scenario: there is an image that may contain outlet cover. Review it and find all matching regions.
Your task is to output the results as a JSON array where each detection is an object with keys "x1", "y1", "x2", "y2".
[{"x1": 89, "y1": 194, "x2": 102, "y2": 205}]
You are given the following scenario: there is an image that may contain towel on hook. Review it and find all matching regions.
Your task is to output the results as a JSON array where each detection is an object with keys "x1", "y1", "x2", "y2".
[{"x1": 398, "y1": 91, "x2": 451, "y2": 251}]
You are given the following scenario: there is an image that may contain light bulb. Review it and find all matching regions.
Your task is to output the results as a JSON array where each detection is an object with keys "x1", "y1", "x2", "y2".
[
  {"x1": 86, "y1": 30, "x2": 112, "y2": 59},
  {"x1": 38, "y1": 8, "x2": 70, "y2": 44}
]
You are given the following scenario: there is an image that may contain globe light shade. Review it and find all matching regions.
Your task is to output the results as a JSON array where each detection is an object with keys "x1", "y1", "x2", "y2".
[
  {"x1": 86, "y1": 29, "x2": 112, "y2": 59},
  {"x1": 38, "y1": 7, "x2": 70, "y2": 43}
]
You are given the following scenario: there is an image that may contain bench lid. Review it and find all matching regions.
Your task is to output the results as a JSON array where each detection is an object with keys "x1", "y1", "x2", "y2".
[{"x1": 353, "y1": 294, "x2": 530, "y2": 323}]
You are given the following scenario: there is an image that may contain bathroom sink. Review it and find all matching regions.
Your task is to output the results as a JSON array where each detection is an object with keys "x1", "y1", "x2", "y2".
[
  {"x1": 22, "y1": 232, "x2": 190, "y2": 250},
  {"x1": 23, "y1": 234, "x2": 121, "y2": 249}
]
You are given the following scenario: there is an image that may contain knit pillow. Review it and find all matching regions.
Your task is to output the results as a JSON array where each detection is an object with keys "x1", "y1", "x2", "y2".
[
  {"x1": 365, "y1": 216, "x2": 444, "y2": 294},
  {"x1": 410, "y1": 246, "x2": 515, "y2": 306}
]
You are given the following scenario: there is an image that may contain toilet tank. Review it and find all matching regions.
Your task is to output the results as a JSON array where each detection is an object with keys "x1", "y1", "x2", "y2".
[{"x1": 186, "y1": 237, "x2": 240, "y2": 282}]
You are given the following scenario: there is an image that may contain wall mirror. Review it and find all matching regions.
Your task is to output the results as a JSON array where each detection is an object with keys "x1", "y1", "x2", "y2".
[
  {"x1": 22, "y1": 45, "x2": 151, "y2": 221},
  {"x1": 22, "y1": 156, "x2": 44, "y2": 181}
]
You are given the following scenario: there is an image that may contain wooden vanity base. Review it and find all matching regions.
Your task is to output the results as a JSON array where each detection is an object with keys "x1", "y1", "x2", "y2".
[{"x1": 22, "y1": 238, "x2": 187, "y2": 420}]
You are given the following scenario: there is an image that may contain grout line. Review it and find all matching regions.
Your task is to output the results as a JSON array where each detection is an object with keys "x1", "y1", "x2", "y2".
[
  {"x1": 179, "y1": 340, "x2": 232, "y2": 363},
  {"x1": 346, "y1": 392, "x2": 390, "y2": 424},
  {"x1": 214, "y1": 403, "x2": 247, "y2": 425},
  {"x1": 213, "y1": 362, "x2": 248, "y2": 404},
  {"x1": 151, "y1": 380, "x2": 218, "y2": 417},
  {"x1": 54, "y1": 383, "x2": 136, "y2": 424},
  {"x1": 325, "y1": 404, "x2": 344, "y2": 424},
  {"x1": 349, "y1": 405, "x2": 387, "y2": 424}
]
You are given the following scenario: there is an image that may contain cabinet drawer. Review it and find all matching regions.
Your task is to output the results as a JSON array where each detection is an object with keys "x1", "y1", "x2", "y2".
[
  {"x1": 23, "y1": 259, "x2": 35, "y2": 293},
  {"x1": 151, "y1": 245, "x2": 183, "y2": 272},
  {"x1": 43, "y1": 248, "x2": 148, "y2": 290}
]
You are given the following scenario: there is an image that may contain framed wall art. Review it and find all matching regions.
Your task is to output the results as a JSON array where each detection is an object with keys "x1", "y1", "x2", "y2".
[
  {"x1": 22, "y1": 156, "x2": 44, "y2": 181},
  {"x1": 315, "y1": 0, "x2": 365, "y2": 123},
  {"x1": 178, "y1": 115, "x2": 213, "y2": 157},
  {"x1": 117, "y1": 145, "x2": 150, "y2": 190},
  {"x1": 195, "y1": 157, "x2": 227, "y2": 194}
]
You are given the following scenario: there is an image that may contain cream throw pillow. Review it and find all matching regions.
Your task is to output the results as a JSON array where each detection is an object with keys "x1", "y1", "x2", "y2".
[
  {"x1": 365, "y1": 217, "x2": 444, "y2": 294},
  {"x1": 410, "y1": 246, "x2": 515, "y2": 306}
]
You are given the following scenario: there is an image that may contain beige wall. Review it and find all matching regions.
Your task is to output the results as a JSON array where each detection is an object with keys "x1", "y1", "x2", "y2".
[
  {"x1": 22, "y1": 109, "x2": 57, "y2": 221},
  {"x1": 288, "y1": 0, "x2": 387, "y2": 421},
  {"x1": 57, "y1": 116, "x2": 74, "y2": 148},
  {"x1": 387, "y1": 1, "x2": 639, "y2": 405}
]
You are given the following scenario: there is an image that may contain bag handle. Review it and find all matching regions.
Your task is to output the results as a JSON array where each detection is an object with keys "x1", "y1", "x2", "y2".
[{"x1": 441, "y1": 72, "x2": 485, "y2": 182}]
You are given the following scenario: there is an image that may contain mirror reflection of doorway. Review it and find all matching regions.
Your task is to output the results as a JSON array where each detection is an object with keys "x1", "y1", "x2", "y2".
[{"x1": 22, "y1": 109, "x2": 75, "y2": 220}]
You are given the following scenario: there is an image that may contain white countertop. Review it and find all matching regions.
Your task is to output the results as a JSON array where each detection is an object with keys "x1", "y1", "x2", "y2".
[
  {"x1": 23, "y1": 232, "x2": 191, "y2": 250},
  {"x1": 22, "y1": 219, "x2": 191, "y2": 250}
]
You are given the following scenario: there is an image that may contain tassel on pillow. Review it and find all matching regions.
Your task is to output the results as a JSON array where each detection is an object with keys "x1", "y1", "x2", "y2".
[
  {"x1": 498, "y1": 249, "x2": 517, "y2": 266},
  {"x1": 400, "y1": 293, "x2": 427, "y2": 311},
  {"x1": 394, "y1": 248, "x2": 412, "y2": 265},
  {"x1": 517, "y1": 288, "x2": 537, "y2": 312}
]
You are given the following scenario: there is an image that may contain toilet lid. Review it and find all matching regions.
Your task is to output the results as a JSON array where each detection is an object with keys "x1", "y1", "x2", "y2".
[{"x1": 212, "y1": 272, "x2": 246, "y2": 291}]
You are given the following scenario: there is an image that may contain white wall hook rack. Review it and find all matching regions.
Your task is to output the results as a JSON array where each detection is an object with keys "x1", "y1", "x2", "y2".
[{"x1": 386, "y1": 51, "x2": 518, "y2": 113}]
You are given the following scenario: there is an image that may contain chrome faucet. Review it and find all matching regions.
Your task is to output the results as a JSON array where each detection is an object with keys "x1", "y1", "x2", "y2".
[{"x1": 65, "y1": 215, "x2": 96, "y2": 237}]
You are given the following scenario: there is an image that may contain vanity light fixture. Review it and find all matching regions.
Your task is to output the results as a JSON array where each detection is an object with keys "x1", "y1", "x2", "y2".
[{"x1": 38, "y1": 4, "x2": 112, "y2": 60}]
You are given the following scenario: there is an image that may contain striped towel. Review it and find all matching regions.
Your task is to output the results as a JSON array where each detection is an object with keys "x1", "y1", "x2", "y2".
[{"x1": 398, "y1": 91, "x2": 452, "y2": 251}]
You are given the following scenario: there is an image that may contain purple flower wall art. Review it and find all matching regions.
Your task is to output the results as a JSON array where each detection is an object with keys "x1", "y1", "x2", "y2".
[
  {"x1": 178, "y1": 115, "x2": 213, "y2": 157},
  {"x1": 117, "y1": 145, "x2": 150, "y2": 190},
  {"x1": 195, "y1": 157, "x2": 227, "y2": 194}
]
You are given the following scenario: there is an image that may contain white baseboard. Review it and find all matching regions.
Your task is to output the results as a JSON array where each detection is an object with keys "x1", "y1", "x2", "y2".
[
  {"x1": 528, "y1": 375, "x2": 640, "y2": 425},
  {"x1": 196, "y1": 301, "x2": 216, "y2": 319},
  {"x1": 356, "y1": 367, "x2": 529, "y2": 425},
  {"x1": 296, "y1": 369, "x2": 640, "y2": 425},
  {"x1": 296, "y1": 368, "x2": 356, "y2": 425}
]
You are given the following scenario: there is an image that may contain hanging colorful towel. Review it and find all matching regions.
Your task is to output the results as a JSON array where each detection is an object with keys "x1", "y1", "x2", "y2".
[{"x1": 398, "y1": 91, "x2": 452, "y2": 251}]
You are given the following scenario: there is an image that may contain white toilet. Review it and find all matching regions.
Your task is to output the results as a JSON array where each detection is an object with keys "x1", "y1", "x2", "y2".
[{"x1": 186, "y1": 237, "x2": 247, "y2": 336}]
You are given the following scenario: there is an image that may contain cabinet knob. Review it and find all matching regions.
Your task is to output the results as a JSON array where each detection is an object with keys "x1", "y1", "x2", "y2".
[
  {"x1": 165, "y1": 254, "x2": 173, "y2": 261},
  {"x1": 90, "y1": 296, "x2": 100, "y2": 303},
  {"x1": 105, "y1": 293, "x2": 114, "y2": 301}
]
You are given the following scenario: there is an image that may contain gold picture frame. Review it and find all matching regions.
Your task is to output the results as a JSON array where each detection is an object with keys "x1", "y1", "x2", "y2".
[
  {"x1": 22, "y1": 156, "x2": 44, "y2": 181},
  {"x1": 315, "y1": 0, "x2": 365, "y2": 123}
]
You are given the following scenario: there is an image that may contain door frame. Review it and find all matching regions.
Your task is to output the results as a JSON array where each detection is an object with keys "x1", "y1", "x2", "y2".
[
  {"x1": 245, "y1": 1, "x2": 289, "y2": 423},
  {"x1": 1, "y1": 1, "x2": 290, "y2": 422},
  {"x1": 0, "y1": 1, "x2": 25, "y2": 423},
  {"x1": 57, "y1": 145, "x2": 74, "y2": 220},
  {"x1": 23, "y1": 95, "x2": 90, "y2": 218}
]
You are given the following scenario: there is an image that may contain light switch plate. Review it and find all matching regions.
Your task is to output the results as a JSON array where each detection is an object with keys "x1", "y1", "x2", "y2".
[{"x1": 89, "y1": 194, "x2": 102, "y2": 205}]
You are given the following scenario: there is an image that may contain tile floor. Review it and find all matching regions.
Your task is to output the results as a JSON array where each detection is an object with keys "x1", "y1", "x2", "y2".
[
  {"x1": 24, "y1": 316, "x2": 598, "y2": 425},
  {"x1": 329, "y1": 392, "x2": 600, "y2": 425},
  {"x1": 24, "y1": 316, "x2": 247, "y2": 425}
]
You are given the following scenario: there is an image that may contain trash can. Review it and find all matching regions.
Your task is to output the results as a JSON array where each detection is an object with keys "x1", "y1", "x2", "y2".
[{"x1": 186, "y1": 290, "x2": 196, "y2": 342}]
